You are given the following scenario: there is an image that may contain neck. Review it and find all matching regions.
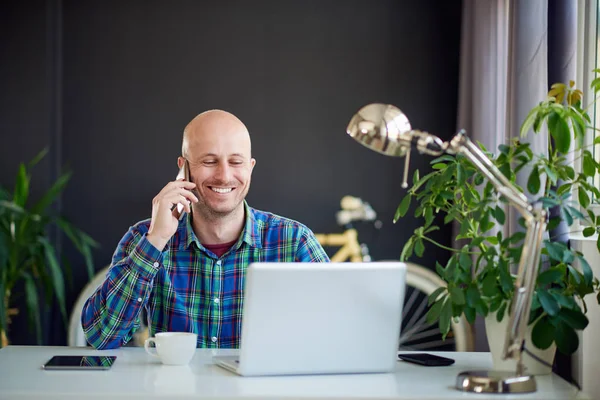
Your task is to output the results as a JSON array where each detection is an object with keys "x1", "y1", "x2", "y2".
[{"x1": 191, "y1": 204, "x2": 246, "y2": 245}]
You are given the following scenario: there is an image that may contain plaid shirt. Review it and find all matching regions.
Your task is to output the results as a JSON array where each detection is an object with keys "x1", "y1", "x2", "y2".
[{"x1": 82, "y1": 202, "x2": 329, "y2": 349}]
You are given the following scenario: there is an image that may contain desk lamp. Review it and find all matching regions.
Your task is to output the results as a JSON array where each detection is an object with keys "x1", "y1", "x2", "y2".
[{"x1": 346, "y1": 103, "x2": 546, "y2": 394}]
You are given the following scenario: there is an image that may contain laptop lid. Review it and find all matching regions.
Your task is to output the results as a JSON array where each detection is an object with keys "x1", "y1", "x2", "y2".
[{"x1": 235, "y1": 261, "x2": 406, "y2": 376}]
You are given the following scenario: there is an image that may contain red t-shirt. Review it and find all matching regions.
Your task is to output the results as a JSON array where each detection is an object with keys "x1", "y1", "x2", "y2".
[{"x1": 203, "y1": 240, "x2": 237, "y2": 258}]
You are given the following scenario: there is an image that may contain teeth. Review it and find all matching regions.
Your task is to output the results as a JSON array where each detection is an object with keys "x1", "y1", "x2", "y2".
[{"x1": 211, "y1": 187, "x2": 233, "y2": 193}]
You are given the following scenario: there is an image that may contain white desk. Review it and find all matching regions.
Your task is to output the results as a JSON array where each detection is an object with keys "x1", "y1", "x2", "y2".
[{"x1": 0, "y1": 346, "x2": 588, "y2": 400}]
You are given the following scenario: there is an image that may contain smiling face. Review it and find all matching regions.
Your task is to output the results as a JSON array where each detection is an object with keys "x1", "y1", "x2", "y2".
[{"x1": 180, "y1": 110, "x2": 256, "y2": 220}]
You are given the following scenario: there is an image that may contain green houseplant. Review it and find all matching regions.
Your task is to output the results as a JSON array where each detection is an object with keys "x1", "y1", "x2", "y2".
[
  {"x1": 395, "y1": 76, "x2": 600, "y2": 357},
  {"x1": 0, "y1": 149, "x2": 98, "y2": 347}
]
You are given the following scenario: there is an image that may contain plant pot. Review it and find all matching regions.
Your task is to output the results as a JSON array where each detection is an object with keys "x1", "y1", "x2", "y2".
[{"x1": 485, "y1": 312, "x2": 556, "y2": 375}]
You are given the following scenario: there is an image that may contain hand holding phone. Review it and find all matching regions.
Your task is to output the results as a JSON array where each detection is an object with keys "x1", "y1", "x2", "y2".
[
  {"x1": 397, "y1": 353, "x2": 455, "y2": 366},
  {"x1": 147, "y1": 161, "x2": 197, "y2": 251}
]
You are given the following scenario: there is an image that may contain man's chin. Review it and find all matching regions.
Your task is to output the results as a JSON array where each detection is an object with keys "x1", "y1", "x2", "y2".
[{"x1": 197, "y1": 201, "x2": 242, "y2": 218}]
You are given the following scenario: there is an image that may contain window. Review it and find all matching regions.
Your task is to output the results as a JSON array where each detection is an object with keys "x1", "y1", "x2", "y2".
[{"x1": 577, "y1": 0, "x2": 600, "y2": 209}]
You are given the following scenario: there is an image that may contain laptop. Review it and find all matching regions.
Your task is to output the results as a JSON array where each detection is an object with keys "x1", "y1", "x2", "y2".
[{"x1": 213, "y1": 261, "x2": 406, "y2": 376}]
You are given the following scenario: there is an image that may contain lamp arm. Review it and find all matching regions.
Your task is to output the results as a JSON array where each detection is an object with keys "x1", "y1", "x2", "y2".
[{"x1": 412, "y1": 129, "x2": 548, "y2": 375}]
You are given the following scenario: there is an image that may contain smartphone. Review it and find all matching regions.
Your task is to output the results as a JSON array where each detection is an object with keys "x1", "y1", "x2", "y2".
[
  {"x1": 397, "y1": 353, "x2": 455, "y2": 366},
  {"x1": 173, "y1": 161, "x2": 191, "y2": 220},
  {"x1": 42, "y1": 355, "x2": 117, "y2": 370}
]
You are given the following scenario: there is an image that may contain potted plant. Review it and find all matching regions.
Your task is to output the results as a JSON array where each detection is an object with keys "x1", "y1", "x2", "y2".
[
  {"x1": 395, "y1": 75, "x2": 600, "y2": 372},
  {"x1": 0, "y1": 149, "x2": 98, "y2": 347}
]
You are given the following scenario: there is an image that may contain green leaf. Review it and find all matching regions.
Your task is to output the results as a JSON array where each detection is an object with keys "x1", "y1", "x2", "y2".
[
  {"x1": 435, "y1": 262, "x2": 445, "y2": 278},
  {"x1": 545, "y1": 241, "x2": 564, "y2": 262},
  {"x1": 430, "y1": 155, "x2": 455, "y2": 164},
  {"x1": 481, "y1": 274, "x2": 498, "y2": 297},
  {"x1": 557, "y1": 183, "x2": 571, "y2": 196},
  {"x1": 465, "y1": 285, "x2": 480, "y2": 307},
  {"x1": 494, "y1": 205, "x2": 506, "y2": 225},
  {"x1": 531, "y1": 316, "x2": 555, "y2": 350},
  {"x1": 578, "y1": 189, "x2": 590, "y2": 209},
  {"x1": 498, "y1": 266, "x2": 514, "y2": 294},
  {"x1": 31, "y1": 171, "x2": 72, "y2": 215},
  {"x1": 537, "y1": 268, "x2": 564, "y2": 285},
  {"x1": 527, "y1": 167, "x2": 541, "y2": 194},
  {"x1": 496, "y1": 302, "x2": 507, "y2": 322},
  {"x1": 457, "y1": 164, "x2": 466, "y2": 187},
  {"x1": 414, "y1": 238, "x2": 425, "y2": 257},
  {"x1": 537, "y1": 290, "x2": 560, "y2": 316},
  {"x1": 27, "y1": 148, "x2": 49, "y2": 169},
  {"x1": 439, "y1": 298, "x2": 453, "y2": 336},
  {"x1": 424, "y1": 207, "x2": 434, "y2": 227},
  {"x1": 543, "y1": 165, "x2": 558, "y2": 185},
  {"x1": 555, "y1": 322, "x2": 579, "y2": 354},
  {"x1": 560, "y1": 207, "x2": 574, "y2": 226},
  {"x1": 12, "y1": 163, "x2": 30, "y2": 208},
  {"x1": 22, "y1": 272, "x2": 42, "y2": 344},
  {"x1": 567, "y1": 265, "x2": 583, "y2": 285},
  {"x1": 548, "y1": 111, "x2": 571, "y2": 153},
  {"x1": 38, "y1": 237, "x2": 66, "y2": 321},
  {"x1": 576, "y1": 255, "x2": 594, "y2": 286},
  {"x1": 459, "y1": 251, "x2": 472, "y2": 269},
  {"x1": 428, "y1": 287, "x2": 446, "y2": 306},
  {"x1": 412, "y1": 169, "x2": 420, "y2": 186},
  {"x1": 583, "y1": 151, "x2": 596, "y2": 177},
  {"x1": 569, "y1": 111, "x2": 586, "y2": 150},
  {"x1": 547, "y1": 216, "x2": 561, "y2": 231},
  {"x1": 583, "y1": 226, "x2": 596, "y2": 237},
  {"x1": 464, "y1": 306, "x2": 476, "y2": 324},
  {"x1": 508, "y1": 231, "x2": 526, "y2": 244},
  {"x1": 475, "y1": 299, "x2": 489, "y2": 316},
  {"x1": 557, "y1": 308, "x2": 589, "y2": 330},
  {"x1": 486, "y1": 236, "x2": 499, "y2": 245},
  {"x1": 520, "y1": 107, "x2": 539, "y2": 137},
  {"x1": 449, "y1": 285, "x2": 466, "y2": 305},
  {"x1": 399, "y1": 237, "x2": 414, "y2": 262},
  {"x1": 426, "y1": 297, "x2": 444, "y2": 324},
  {"x1": 394, "y1": 195, "x2": 411, "y2": 223}
]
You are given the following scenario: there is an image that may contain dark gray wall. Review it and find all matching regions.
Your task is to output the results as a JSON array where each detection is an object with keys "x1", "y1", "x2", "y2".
[{"x1": 1, "y1": 0, "x2": 463, "y2": 345}]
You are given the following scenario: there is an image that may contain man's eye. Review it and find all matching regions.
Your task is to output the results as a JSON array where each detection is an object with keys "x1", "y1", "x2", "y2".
[
  {"x1": 203, "y1": 160, "x2": 217, "y2": 165},
  {"x1": 230, "y1": 160, "x2": 244, "y2": 166}
]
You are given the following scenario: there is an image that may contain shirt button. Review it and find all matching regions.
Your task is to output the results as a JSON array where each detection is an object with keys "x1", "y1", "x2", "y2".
[
  {"x1": 216, "y1": 260, "x2": 222, "y2": 266},
  {"x1": 137, "y1": 297, "x2": 142, "y2": 302},
  {"x1": 153, "y1": 262, "x2": 159, "y2": 268},
  {"x1": 211, "y1": 336, "x2": 217, "y2": 343},
  {"x1": 214, "y1": 298, "x2": 220, "y2": 304}
]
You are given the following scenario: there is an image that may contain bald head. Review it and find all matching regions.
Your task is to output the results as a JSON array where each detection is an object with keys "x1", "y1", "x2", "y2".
[{"x1": 182, "y1": 110, "x2": 251, "y2": 159}]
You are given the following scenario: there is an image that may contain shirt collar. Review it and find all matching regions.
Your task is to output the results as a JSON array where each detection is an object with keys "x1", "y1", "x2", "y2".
[{"x1": 179, "y1": 201, "x2": 263, "y2": 250}]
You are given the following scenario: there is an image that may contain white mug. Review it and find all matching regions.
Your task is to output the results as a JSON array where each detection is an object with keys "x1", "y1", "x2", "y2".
[{"x1": 144, "y1": 332, "x2": 198, "y2": 366}]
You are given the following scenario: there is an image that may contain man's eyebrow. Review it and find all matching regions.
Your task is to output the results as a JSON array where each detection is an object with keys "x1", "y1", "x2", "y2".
[{"x1": 196, "y1": 153, "x2": 247, "y2": 158}]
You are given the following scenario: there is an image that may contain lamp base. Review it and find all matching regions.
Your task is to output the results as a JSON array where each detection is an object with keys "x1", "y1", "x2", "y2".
[{"x1": 455, "y1": 370, "x2": 536, "y2": 393}]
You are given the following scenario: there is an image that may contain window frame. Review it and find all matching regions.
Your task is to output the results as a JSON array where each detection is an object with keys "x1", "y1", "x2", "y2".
[{"x1": 576, "y1": 0, "x2": 600, "y2": 222}]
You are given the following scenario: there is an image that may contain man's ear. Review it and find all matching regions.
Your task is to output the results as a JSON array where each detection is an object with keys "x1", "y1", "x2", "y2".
[
  {"x1": 177, "y1": 156, "x2": 185, "y2": 169},
  {"x1": 250, "y1": 158, "x2": 256, "y2": 171}
]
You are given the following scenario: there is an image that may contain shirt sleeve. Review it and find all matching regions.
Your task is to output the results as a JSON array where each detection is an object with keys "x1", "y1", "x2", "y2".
[
  {"x1": 295, "y1": 227, "x2": 330, "y2": 262},
  {"x1": 81, "y1": 223, "x2": 163, "y2": 349}
]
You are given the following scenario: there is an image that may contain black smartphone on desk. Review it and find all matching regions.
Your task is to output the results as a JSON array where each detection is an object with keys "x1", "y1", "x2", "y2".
[
  {"x1": 42, "y1": 355, "x2": 117, "y2": 370},
  {"x1": 398, "y1": 353, "x2": 455, "y2": 366}
]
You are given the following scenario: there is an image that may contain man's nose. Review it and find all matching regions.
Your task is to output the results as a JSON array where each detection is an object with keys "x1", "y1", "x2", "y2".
[{"x1": 214, "y1": 162, "x2": 232, "y2": 182}]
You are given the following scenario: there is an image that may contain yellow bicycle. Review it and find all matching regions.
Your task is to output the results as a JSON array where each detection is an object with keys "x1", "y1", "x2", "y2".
[{"x1": 315, "y1": 196, "x2": 474, "y2": 352}]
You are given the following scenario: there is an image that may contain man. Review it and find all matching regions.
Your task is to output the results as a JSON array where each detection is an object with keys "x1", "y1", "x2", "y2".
[{"x1": 82, "y1": 110, "x2": 329, "y2": 350}]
